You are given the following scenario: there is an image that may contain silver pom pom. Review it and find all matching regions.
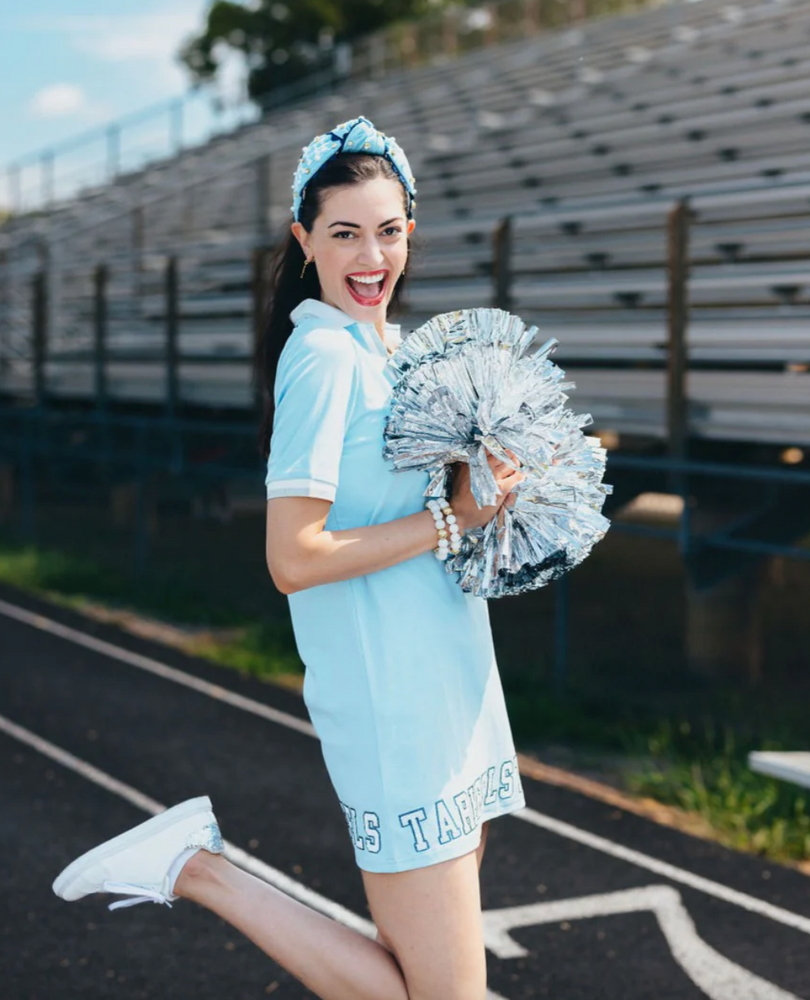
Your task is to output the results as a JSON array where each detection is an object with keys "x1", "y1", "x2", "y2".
[{"x1": 383, "y1": 308, "x2": 613, "y2": 599}]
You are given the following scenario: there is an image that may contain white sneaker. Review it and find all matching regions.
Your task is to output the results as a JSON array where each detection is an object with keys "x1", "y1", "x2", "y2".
[{"x1": 52, "y1": 795, "x2": 224, "y2": 911}]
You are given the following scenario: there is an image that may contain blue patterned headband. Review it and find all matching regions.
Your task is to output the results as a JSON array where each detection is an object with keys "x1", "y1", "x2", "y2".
[{"x1": 290, "y1": 115, "x2": 417, "y2": 222}]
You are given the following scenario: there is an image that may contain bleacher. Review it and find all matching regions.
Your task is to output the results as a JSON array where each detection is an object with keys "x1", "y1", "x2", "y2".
[
  {"x1": 1, "y1": 0, "x2": 808, "y2": 446},
  {"x1": 749, "y1": 751, "x2": 810, "y2": 790}
]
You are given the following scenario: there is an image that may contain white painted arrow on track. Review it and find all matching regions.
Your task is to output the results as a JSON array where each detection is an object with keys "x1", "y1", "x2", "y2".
[{"x1": 483, "y1": 884, "x2": 803, "y2": 1000}]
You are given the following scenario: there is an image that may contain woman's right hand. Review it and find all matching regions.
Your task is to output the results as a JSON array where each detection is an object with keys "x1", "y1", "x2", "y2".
[{"x1": 449, "y1": 448, "x2": 524, "y2": 532}]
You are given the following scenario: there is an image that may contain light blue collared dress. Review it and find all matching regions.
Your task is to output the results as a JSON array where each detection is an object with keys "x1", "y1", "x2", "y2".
[{"x1": 265, "y1": 297, "x2": 525, "y2": 873}]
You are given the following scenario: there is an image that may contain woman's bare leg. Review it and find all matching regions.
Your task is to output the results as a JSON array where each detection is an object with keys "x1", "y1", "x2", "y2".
[
  {"x1": 375, "y1": 820, "x2": 489, "y2": 951},
  {"x1": 174, "y1": 823, "x2": 488, "y2": 1000},
  {"x1": 176, "y1": 830, "x2": 489, "y2": 1000},
  {"x1": 175, "y1": 852, "x2": 409, "y2": 1000},
  {"x1": 362, "y1": 848, "x2": 487, "y2": 1000}
]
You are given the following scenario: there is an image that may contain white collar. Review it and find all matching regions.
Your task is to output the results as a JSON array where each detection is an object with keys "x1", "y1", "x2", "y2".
[{"x1": 290, "y1": 297, "x2": 401, "y2": 356}]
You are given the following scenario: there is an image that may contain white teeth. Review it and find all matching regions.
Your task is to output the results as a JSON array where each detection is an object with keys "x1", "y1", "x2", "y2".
[{"x1": 348, "y1": 272, "x2": 386, "y2": 284}]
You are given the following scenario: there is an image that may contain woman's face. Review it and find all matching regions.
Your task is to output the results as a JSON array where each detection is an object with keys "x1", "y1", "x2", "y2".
[{"x1": 292, "y1": 176, "x2": 416, "y2": 332}]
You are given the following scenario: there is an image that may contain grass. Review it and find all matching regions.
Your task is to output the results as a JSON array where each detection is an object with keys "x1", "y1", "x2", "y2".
[
  {"x1": 0, "y1": 540, "x2": 237, "y2": 626},
  {"x1": 507, "y1": 677, "x2": 810, "y2": 864},
  {"x1": 0, "y1": 532, "x2": 807, "y2": 868},
  {"x1": 623, "y1": 718, "x2": 810, "y2": 862},
  {"x1": 0, "y1": 537, "x2": 303, "y2": 682},
  {"x1": 184, "y1": 620, "x2": 303, "y2": 680}
]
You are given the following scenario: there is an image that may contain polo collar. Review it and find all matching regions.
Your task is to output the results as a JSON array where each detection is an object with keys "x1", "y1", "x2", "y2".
[{"x1": 290, "y1": 297, "x2": 401, "y2": 357}]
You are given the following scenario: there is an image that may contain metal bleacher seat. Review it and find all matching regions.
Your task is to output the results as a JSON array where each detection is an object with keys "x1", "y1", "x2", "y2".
[
  {"x1": 1, "y1": 0, "x2": 809, "y2": 447},
  {"x1": 748, "y1": 752, "x2": 810, "y2": 790}
]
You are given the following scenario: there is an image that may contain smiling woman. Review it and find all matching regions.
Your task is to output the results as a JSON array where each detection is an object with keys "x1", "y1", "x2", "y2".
[
  {"x1": 254, "y1": 145, "x2": 417, "y2": 455},
  {"x1": 52, "y1": 116, "x2": 525, "y2": 1000}
]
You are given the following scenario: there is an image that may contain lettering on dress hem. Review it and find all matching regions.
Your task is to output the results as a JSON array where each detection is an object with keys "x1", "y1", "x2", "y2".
[{"x1": 339, "y1": 754, "x2": 522, "y2": 856}]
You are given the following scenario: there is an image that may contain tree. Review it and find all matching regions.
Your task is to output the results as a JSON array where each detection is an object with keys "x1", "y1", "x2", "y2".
[{"x1": 178, "y1": 0, "x2": 452, "y2": 107}]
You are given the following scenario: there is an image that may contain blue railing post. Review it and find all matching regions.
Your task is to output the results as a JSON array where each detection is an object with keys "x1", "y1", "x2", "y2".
[
  {"x1": 8, "y1": 165, "x2": 21, "y2": 213},
  {"x1": 40, "y1": 151, "x2": 55, "y2": 208},
  {"x1": 170, "y1": 99, "x2": 184, "y2": 155},
  {"x1": 20, "y1": 411, "x2": 35, "y2": 541},
  {"x1": 106, "y1": 124, "x2": 121, "y2": 181},
  {"x1": 165, "y1": 255, "x2": 179, "y2": 421},
  {"x1": 93, "y1": 263, "x2": 108, "y2": 411},
  {"x1": 134, "y1": 419, "x2": 149, "y2": 576},
  {"x1": 32, "y1": 266, "x2": 48, "y2": 409},
  {"x1": 553, "y1": 573, "x2": 569, "y2": 697}
]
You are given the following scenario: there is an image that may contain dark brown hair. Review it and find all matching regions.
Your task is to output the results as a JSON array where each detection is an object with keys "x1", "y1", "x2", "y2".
[{"x1": 254, "y1": 152, "x2": 414, "y2": 461}]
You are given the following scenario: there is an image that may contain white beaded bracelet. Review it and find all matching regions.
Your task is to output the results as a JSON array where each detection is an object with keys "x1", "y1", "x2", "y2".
[{"x1": 425, "y1": 496, "x2": 463, "y2": 560}]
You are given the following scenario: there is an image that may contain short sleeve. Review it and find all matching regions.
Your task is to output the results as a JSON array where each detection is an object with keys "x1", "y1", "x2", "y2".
[{"x1": 265, "y1": 327, "x2": 358, "y2": 502}]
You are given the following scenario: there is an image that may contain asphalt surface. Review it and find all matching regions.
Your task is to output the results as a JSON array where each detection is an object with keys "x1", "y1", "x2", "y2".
[{"x1": 1, "y1": 579, "x2": 808, "y2": 1000}]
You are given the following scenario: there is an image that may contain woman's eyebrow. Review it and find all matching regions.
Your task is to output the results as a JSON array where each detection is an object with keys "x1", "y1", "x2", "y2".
[{"x1": 327, "y1": 217, "x2": 404, "y2": 229}]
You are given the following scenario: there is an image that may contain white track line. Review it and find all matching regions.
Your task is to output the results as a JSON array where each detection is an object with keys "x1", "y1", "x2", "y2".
[
  {"x1": 0, "y1": 710, "x2": 508, "y2": 1000},
  {"x1": 0, "y1": 597, "x2": 316, "y2": 738},
  {"x1": 483, "y1": 887, "x2": 803, "y2": 1000},
  {"x1": 2, "y1": 595, "x2": 809, "y2": 939},
  {"x1": 516, "y1": 807, "x2": 810, "y2": 938},
  {"x1": 0, "y1": 711, "x2": 366, "y2": 933}
]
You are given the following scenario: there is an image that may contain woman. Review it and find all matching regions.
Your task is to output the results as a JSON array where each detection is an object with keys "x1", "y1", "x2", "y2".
[{"x1": 52, "y1": 116, "x2": 526, "y2": 1000}]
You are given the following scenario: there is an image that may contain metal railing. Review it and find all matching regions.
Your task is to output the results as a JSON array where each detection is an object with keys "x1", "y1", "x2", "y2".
[{"x1": 0, "y1": 403, "x2": 807, "y2": 691}]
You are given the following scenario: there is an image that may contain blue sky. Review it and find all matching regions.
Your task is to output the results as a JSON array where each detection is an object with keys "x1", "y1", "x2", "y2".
[{"x1": 0, "y1": 1, "x2": 252, "y2": 208}]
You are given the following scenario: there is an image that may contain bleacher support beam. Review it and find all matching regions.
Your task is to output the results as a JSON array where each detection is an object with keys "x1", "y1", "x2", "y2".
[
  {"x1": 252, "y1": 246, "x2": 271, "y2": 417},
  {"x1": 492, "y1": 215, "x2": 513, "y2": 311},
  {"x1": 666, "y1": 198, "x2": 689, "y2": 497},
  {"x1": 93, "y1": 264, "x2": 108, "y2": 411},
  {"x1": 31, "y1": 266, "x2": 47, "y2": 409},
  {"x1": 254, "y1": 154, "x2": 272, "y2": 243},
  {"x1": 131, "y1": 206, "x2": 144, "y2": 301},
  {"x1": 0, "y1": 246, "x2": 7, "y2": 383},
  {"x1": 165, "y1": 256, "x2": 179, "y2": 419}
]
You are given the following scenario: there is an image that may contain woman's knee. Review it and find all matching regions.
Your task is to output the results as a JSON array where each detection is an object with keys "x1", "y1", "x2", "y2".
[{"x1": 375, "y1": 926, "x2": 395, "y2": 954}]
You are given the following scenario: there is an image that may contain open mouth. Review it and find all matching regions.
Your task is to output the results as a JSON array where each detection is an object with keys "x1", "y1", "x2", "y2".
[{"x1": 345, "y1": 269, "x2": 388, "y2": 306}]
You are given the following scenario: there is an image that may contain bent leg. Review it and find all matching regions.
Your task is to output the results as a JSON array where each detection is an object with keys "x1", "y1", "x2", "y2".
[
  {"x1": 375, "y1": 821, "x2": 490, "y2": 953},
  {"x1": 362, "y1": 848, "x2": 487, "y2": 1000},
  {"x1": 176, "y1": 852, "x2": 409, "y2": 1000}
]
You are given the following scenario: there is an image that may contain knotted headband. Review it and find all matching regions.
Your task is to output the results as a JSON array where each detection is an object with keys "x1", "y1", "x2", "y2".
[{"x1": 290, "y1": 115, "x2": 417, "y2": 222}]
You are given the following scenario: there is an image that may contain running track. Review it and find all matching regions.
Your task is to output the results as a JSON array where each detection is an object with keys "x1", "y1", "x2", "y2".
[{"x1": 0, "y1": 580, "x2": 808, "y2": 1000}]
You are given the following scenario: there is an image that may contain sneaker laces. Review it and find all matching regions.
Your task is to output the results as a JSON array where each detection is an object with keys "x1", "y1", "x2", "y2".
[{"x1": 103, "y1": 880, "x2": 174, "y2": 911}]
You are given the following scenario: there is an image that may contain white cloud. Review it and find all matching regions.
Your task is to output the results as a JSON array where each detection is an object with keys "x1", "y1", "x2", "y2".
[
  {"x1": 29, "y1": 83, "x2": 87, "y2": 118},
  {"x1": 27, "y1": 83, "x2": 114, "y2": 125},
  {"x1": 17, "y1": 5, "x2": 202, "y2": 65},
  {"x1": 17, "y1": 5, "x2": 205, "y2": 93},
  {"x1": 56, "y1": 11, "x2": 200, "y2": 62}
]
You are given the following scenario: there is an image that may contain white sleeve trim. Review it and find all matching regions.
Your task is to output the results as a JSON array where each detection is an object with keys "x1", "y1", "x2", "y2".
[{"x1": 266, "y1": 477, "x2": 336, "y2": 502}]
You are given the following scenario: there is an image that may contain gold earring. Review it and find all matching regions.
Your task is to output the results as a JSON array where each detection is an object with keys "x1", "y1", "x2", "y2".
[{"x1": 300, "y1": 256, "x2": 314, "y2": 279}]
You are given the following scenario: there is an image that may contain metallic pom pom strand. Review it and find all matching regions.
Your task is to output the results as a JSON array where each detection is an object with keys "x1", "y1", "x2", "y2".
[{"x1": 383, "y1": 307, "x2": 613, "y2": 599}]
